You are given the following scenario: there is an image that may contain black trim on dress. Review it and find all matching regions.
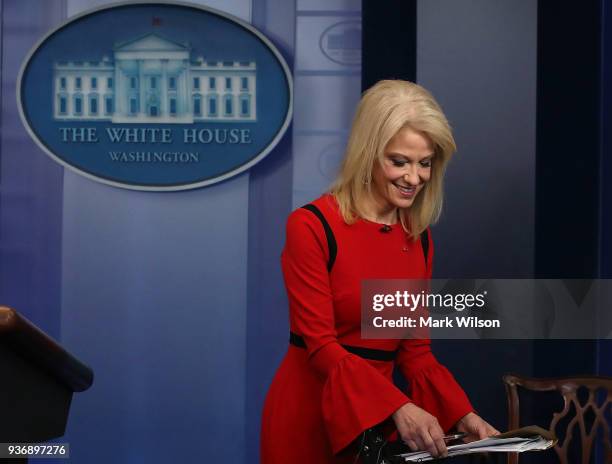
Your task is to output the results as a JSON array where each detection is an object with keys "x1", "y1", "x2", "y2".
[
  {"x1": 289, "y1": 331, "x2": 398, "y2": 362},
  {"x1": 301, "y1": 203, "x2": 337, "y2": 272}
]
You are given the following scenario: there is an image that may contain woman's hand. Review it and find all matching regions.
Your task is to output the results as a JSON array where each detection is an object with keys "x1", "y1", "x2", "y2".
[
  {"x1": 392, "y1": 403, "x2": 448, "y2": 458},
  {"x1": 455, "y1": 412, "x2": 500, "y2": 442}
]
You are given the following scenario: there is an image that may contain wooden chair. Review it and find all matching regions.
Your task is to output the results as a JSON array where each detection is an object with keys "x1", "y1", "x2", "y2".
[{"x1": 503, "y1": 374, "x2": 612, "y2": 464}]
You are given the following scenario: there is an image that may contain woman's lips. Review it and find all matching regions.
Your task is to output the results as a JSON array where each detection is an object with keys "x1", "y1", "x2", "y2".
[{"x1": 393, "y1": 182, "x2": 417, "y2": 197}]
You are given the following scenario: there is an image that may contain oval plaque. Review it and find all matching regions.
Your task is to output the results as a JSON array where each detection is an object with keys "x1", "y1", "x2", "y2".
[{"x1": 18, "y1": 2, "x2": 293, "y2": 191}]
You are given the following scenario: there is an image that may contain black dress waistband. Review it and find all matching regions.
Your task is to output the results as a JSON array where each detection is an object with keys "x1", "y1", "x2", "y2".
[{"x1": 289, "y1": 331, "x2": 397, "y2": 362}]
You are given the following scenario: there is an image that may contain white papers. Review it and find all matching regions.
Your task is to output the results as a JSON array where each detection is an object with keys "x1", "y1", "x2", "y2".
[{"x1": 395, "y1": 435, "x2": 554, "y2": 462}]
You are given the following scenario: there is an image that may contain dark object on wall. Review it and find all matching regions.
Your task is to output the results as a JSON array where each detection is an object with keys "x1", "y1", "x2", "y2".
[
  {"x1": 361, "y1": 0, "x2": 416, "y2": 91},
  {"x1": 535, "y1": 0, "x2": 601, "y2": 280},
  {"x1": 503, "y1": 373, "x2": 612, "y2": 464},
  {"x1": 0, "y1": 306, "x2": 93, "y2": 457},
  {"x1": 533, "y1": 0, "x2": 602, "y2": 431}
]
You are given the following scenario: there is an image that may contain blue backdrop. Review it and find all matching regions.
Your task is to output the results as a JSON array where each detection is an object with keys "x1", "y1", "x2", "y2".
[{"x1": 0, "y1": 0, "x2": 361, "y2": 462}]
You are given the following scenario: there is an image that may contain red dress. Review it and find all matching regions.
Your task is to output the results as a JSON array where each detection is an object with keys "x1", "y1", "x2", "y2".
[{"x1": 261, "y1": 194, "x2": 473, "y2": 463}]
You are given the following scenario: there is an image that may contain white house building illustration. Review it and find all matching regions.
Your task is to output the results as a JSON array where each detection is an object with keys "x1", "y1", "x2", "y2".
[{"x1": 53, "y1": 34, "x2": 257, "y2": 123}]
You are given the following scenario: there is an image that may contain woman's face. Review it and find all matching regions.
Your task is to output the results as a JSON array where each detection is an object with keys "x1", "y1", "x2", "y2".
[{"x1": 371, "y1": 126, "x2": 434, "y2": 211}]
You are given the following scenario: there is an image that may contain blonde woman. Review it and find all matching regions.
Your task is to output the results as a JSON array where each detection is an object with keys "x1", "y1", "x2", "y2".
[{"x1": 261, "y1": 80, "x2": 498, "y2": 464}]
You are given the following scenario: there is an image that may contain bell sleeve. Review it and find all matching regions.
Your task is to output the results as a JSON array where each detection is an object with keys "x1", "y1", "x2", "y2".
[
  {"x1": 282, "y1": 208, "x2": 410, "y2": 454},
  {"x1": 395, "y1": 229, "x2": 474, "y2": 432},
  {"x1": 395, "y1": 339, "x2": 474, "y2": 432}
]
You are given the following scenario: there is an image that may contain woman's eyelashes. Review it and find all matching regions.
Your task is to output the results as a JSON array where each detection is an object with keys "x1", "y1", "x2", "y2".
[{"x1": 389, "y1": 158, "x2": 432, "y2": 168}]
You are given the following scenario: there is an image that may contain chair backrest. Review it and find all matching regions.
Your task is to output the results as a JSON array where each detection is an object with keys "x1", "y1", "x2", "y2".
[{"x1": 503, "y1": 374, "x2": 612, "y2": 464}]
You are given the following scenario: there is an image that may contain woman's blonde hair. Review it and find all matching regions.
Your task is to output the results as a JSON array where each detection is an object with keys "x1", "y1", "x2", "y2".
[{"x1": 330, "y1": 80, "x2": 456, "y2": 239}]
